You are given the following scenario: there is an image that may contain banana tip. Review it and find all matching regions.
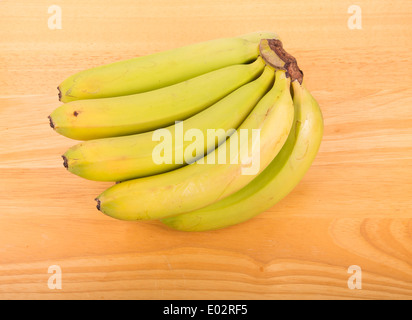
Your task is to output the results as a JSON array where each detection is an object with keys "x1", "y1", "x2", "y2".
[
  {"x1": 57, "y1": 86, "x2": 62, "y2": 101},
  {"x1": 95, "y1": 198, "x2": 101, "y2": 211},
  {"x1": 48, "y1": 115, "x2": 55, "y2": 129},
  {"x1": 62, "y1": 155, "x2": 68, "y2": 169}
]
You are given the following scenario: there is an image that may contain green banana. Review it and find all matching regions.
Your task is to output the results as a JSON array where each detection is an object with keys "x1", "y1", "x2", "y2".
[
  {"x1": 62, "y1": 65, "x2": 275, "y2": 181},
  {"x1": 49, "y1": 57, "x2": 265, "y2": 140},
  {"x1": 162, "y1": 80, "x2": 323, "y2": 231},
  {"x1": 58, "y1": 31, "x2": 278, "y2": 103},
  {"x1": 95, "y1": 68, "x2": 294, "y2": 221}
]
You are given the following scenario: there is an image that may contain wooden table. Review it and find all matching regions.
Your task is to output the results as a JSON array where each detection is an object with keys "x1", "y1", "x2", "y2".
[{"x1": 1, "y1": 0, "x2": 411, "y2": 300}]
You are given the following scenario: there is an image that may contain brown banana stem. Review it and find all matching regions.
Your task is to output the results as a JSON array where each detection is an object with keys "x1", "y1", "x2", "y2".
[{"x1": 259, "y1": 39, "x2": 303, "y2": 84}]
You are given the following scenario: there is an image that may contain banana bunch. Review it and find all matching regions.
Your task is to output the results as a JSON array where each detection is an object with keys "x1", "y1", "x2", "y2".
[{"x1": 49, "y1": 32, "x2": 323, "y2": 231}]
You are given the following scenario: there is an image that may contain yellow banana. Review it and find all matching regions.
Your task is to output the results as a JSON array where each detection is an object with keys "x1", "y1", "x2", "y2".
[
  {"x1": 49, "y1": 57, "x2": 265, "y2": 140},
  {"x1": 162, "y1": 80, "x2": 323, "y2": 231},
  {"x1": 62, "y1": 66, "x2": 275, "y2": 181},
  {"x1": 95, "y1": 68, "x2": 294, "y2": 221},
  {"x1": 58, "y1": 31, "x2": 278, "y2": 103}
]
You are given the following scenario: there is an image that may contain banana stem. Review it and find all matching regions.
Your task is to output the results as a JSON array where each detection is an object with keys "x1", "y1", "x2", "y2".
[{"x1": 259, "y1": 39, "x2": 303, "y2": 84}]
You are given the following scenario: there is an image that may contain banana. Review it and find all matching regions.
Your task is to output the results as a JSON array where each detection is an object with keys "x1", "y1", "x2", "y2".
[
  {"x1": 95, "y1": 68, "x2": 294, "y2": 221},
  {"x1": 162, "y1": 80, "x2": 323, "y2": 231},
  {"x1": 58, "y1": 31, "x2": 278, "y2": 103},
  {"x1": 62, "y1": 66, "x2": 275, "y2": 181},
  {"x1": 49, "y1": 57, "x2": 265, "y2": 140}
]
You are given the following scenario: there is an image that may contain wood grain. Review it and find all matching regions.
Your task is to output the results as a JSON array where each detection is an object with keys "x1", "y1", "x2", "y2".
[{"x1": 0, "y1": 0, "x2": 411, "y2": 299}]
